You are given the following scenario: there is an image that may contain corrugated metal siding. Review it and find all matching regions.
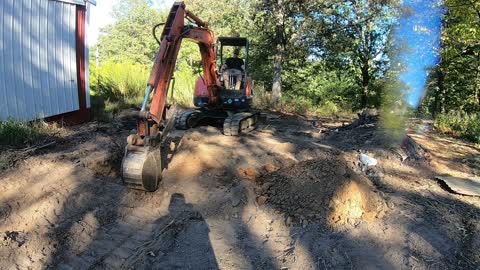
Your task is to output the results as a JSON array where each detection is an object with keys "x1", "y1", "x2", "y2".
[
  {"x1": 85, "y1": 3, "x2": 91, "y2": 108},
  {"x1": 51, "y1": 0, "x2": 97, "y2": 6},
  {"x1": 0, "y1": 0, "x2": 79, "y2": 121}
]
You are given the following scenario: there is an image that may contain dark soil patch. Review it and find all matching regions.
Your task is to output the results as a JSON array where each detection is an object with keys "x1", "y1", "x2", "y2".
[{"x1": 255, "y1": 151, "x2": 387, "y2": 228}]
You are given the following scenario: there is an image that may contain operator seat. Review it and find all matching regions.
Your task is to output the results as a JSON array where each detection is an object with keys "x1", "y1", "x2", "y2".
[{"x1": 223, "y1": 68, "x2": 244, "y2": 90}]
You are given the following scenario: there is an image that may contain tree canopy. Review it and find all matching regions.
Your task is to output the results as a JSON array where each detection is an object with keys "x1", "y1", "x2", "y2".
[
  {"x1": 95, "y1": 0, "x2": 165, "y2": 65},
  {"x1": 422, "y1": 0, "x2": 480, "y2": 115},
  {"x1": 93, "y1": 0, "x2": 478, "y2": 128}
]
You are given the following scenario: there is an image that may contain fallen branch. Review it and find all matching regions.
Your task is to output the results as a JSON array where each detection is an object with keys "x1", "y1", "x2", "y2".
[
  {"x1": 19, "y1": 141, "x2": 56, "y2": 155},
  {"x1": 9, "y1": 141, "x2": 57, "y2": 165}
]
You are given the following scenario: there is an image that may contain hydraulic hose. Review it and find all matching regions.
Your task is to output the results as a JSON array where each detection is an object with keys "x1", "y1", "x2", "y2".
[{"x1": 152, "y1": 23, "x2": 165, "y2": 46}]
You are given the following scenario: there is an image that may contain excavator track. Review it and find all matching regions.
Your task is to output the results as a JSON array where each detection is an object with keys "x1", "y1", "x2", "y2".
[
  {"x1": 175, "y1": 109, "x2": 202, "y2": 130},
  {"x1": 223, "y1": 111, "x2": 259, "y2": 136}
]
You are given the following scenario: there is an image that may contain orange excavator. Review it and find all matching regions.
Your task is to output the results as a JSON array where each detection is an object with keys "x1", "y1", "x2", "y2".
[{"x1": 121, "y1": 2, "x2": 258, "y2": 191}]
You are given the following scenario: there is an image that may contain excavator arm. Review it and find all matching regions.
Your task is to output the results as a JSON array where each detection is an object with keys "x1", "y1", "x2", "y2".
[
  {"x1": 136, "y1": 2, "x2": 219, "y2": 141},
  {"x1": 122, "y1": 2, "x2": 220, "y2": 191}
]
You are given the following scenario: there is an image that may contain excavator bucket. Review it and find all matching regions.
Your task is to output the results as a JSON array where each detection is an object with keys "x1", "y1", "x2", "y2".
[
  {"x1": 121, "y1": 104, "x2": 177, "y2": 192},
  {"x1": 122, "y1": 145, "x2": 162, "y2": 192}
]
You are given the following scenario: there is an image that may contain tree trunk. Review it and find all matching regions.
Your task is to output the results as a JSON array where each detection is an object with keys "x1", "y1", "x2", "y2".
[
  {"x1": 475, "y1": 52, "x2": 480, "y2": 108},
  {"x1": 271, "y1": 1, "x2": 285, "y2": 106},
  {"x1": 432, "y1": 66, "x2": 445, "y2": 118},
  {"x1": 360, "y1": 60, "x2": 370, "y2": 108},
  {"x1": 271, "y1": 44, "x2": 284, "y2": 105}
]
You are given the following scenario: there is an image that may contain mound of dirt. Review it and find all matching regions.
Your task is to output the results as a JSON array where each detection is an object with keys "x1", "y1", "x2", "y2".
[{"x1": 255, "y1": 152, "x2": 386, "y2": 228}]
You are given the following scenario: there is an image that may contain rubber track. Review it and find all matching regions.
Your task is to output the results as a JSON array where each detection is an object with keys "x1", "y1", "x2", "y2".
[
  {"x1": 223, "y1": 112, "x2": 259, "y2": 136},
  {"x1": 175, "y1": 110, "x2": 200, "y2": 130}
]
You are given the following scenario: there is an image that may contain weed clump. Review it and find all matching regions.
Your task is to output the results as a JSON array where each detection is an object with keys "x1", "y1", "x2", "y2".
[
  {"x1": 0, "y1": 119, "x2": 63, "y2": 148},
  {"x1": 0, "y1": 120, "x2": 43, "y2": 147},
  {"x1": 434, "y1": 112, "x2": 480, "y2": 143}
]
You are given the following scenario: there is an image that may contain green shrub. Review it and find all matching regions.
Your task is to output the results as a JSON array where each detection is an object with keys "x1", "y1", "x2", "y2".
[
  {"x1": 316, "y1": 100, "x2": 340, "y2": 116},
  {"x1": 252, "y1": 83, "x2": 273, "y2": 109},
  {"x1": 0, "y1": 120, "x2": 41, "y2": 146},
  {"x1": 252, "y1": 85, "x2": 313, "y2": 114},
  {"x1": 279, "y1": 96, "x2": 314, "y2": 115},
  {"x1": 89, "y1": 60, "x2": 357, "y2": 119},
  {"x1": 252, "y1": 84, "x2": 350, "y2": 117},
  {"x1": 0, "y1": 120, "x2": 45, "y2": 147},
  {"x1": 434, "y1": 112, "x2": 480, "y2": 143}
]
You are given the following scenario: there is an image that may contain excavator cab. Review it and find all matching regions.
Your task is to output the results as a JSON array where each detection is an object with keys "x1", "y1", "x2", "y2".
[
  {"x1": 183, "y1": 36, "x2": 258, "y2": 135},
  {"x1": 217, "y1": 37, "x2": 253, "y2": 109},
  {"x1": 193, "y1": 37, "x2": 253, "y2": 110}
]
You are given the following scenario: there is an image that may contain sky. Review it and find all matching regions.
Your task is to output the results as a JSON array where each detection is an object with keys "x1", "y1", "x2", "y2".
[
  {"x1": 88, "y1": 0, "x2": 175, "y2": 45},
  {"x1": 88, "y1": 0, "x2": 115, "y2": 45},
  {"x1": 396, "y1": 0, "x2": 443, "y2": 107}
]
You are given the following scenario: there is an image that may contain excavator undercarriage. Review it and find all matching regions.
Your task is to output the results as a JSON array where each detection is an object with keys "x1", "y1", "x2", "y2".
[{"x1": 175, "y1": 109, "x2": 259, "y2": 136}]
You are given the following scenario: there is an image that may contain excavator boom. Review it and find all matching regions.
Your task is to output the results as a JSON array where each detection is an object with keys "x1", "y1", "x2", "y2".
[{"x1": 121, "y1": 2, "x2": 219, "y2": 191}]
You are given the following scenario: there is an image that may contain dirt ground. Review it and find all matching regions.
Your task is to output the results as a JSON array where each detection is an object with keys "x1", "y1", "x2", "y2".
[{"x1": 0, "y1": 112, "x2": 479, "y2": 270}]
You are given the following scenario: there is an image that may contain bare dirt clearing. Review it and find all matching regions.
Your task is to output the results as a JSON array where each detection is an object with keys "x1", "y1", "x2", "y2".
[{"x1": 0, "y1": 114, "x2": 479, "y2": 269}]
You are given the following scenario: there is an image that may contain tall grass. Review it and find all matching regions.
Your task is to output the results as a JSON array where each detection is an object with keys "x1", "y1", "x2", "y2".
[
  {"x1": 90, "y1": 61, "x2": 149, "y2": 103},
  {"x1": 434, "y1": 111, "x2": 480, "y2": 143},
  {"x1": 89, "y1": 60, "x2": 195, "y2": 119},
  {"x1": 172, "y1": 62, "x2": 196, "y2": 107}
]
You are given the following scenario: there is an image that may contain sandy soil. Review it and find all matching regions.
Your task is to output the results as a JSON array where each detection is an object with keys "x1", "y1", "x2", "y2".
[{"x1": 0, "y1": 113, "x2": 479, "y2": 270}]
